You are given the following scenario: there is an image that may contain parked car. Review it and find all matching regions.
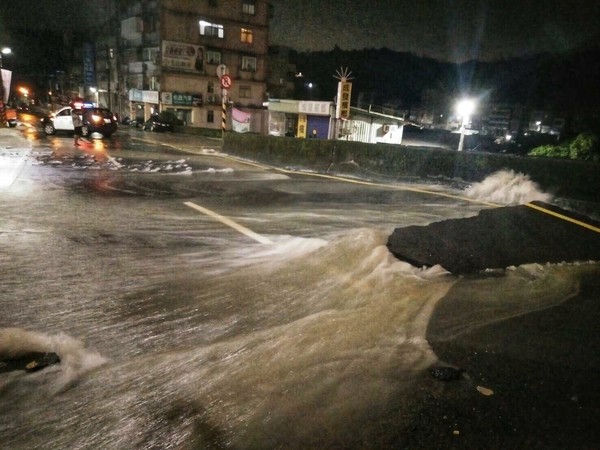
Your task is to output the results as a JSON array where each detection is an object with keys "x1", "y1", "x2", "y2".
[
  {"x1": 143, "y1": 114, "x2": 172, "y2": 132},
  {"x1": 143, "y1": 111, "x2": 184, "y2": 132},
  {"x1": 129, "y1": 117, "x2": 145, "y2": 128},
  {"x1": 120, "y1": 116, "x2": 144, "y2": 128},
  {"x1": 41, "y1": 106, "x2": 118, "y2": 138}
]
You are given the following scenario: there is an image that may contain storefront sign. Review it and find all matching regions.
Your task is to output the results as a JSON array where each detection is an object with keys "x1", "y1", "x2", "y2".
[
  {"x1": 83, "y1": 42, "x2": 96, "y2": 86},
  {"x1": 297, "y1": 113, "x2": 307, "y2": 138},
  {"x1": 298, "y1": 101, "x2": 331, "y2": 116},
  {"x1": 1, "y1": 69, "x2": 11, "y2": 103},
  {"x1": 162, "y1": 41, "x2": 204, "y2": 72},
  {"x1": 170, "y1": 93, "x2": 203, "y2": 106},
  {"x1": 161, "y1": 92, "x2": 173, "y2": 105},
  {"x1": 129, "y1": 89, "x2": 159, "y2": 104},
  {"x1": 335, "y1": 82, "x2": 352, "y2": 119}
]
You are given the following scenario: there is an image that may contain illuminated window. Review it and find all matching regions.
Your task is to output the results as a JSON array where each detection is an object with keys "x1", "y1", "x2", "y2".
[
  {"x1": 206, "y1": 50, "x2": 221, "y2": 64},
  {"x1": 241, "y1": 28, "x2": 253, "y2": 44},
  {"x1": 242, "y1": 0, "x2": 256, "y2": 15},
  {"x1": 239, "y1": 85, "x2": 251, "y2": 98},
  {"x1": 241, "y1": 56, "x2": 257, "y2": 72},
  {"x1": 199, "y1": 20, "x2": 224, "y2": 38}
]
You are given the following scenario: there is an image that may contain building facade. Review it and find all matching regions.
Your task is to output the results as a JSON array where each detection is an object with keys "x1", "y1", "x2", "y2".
[{"x1": 117, "y1": 0, "x2": 270, "y2": 131}]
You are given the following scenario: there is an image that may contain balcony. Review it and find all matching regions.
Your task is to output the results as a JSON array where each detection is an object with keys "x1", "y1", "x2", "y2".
[{"x1": 238, "y1": 68, "x2": 257, "y2": 81}]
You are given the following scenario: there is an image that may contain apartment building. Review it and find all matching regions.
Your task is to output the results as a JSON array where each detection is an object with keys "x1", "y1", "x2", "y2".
[{"x1": 118, "y1": 0, "x2": 270, "y2": 130}]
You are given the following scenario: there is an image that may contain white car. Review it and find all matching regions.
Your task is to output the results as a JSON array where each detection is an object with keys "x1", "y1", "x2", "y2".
[
  {"x1": 41, "y1": 106, "x2": 118, "y2": 138},
  {"x1": 43, "y1": 107, "x2": 74, "y2": 134}
]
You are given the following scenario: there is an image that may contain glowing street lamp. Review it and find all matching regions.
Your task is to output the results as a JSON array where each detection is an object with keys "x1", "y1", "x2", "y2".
[{"x1": 456, "y1": 98, "x2": 475, "y2": 151}]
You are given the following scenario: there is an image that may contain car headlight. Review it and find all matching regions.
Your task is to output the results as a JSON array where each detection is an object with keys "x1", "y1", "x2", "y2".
[{"x1": 91, "y1": 114, "x2": 102, "y2": 123}]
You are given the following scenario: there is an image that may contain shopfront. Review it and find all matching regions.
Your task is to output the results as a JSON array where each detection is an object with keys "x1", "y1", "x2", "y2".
[
  {"x1": 267, "y1": 99, "x2": 332, "y2": 138},
  {"x1": 129, "y1": 89, "x2": 159, "y2": 121}
]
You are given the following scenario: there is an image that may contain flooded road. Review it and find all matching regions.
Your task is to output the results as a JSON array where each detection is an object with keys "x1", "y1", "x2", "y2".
[{"x1": 1, "y1": 129, "x2": 598, "y2": 448}]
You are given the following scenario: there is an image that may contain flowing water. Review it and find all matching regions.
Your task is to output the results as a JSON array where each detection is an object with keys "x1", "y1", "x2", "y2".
[{"x1": 1, "y1": 167, "x2": 598, "y2": 449}]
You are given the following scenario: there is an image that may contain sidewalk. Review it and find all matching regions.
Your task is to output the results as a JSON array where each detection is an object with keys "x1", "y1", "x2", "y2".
[
  {"x1": 0, "y1": 126, "x2": 32, "y2": 151},
  {"x1": 0, "y1": 127, "x2": 33, "y2": 188}
]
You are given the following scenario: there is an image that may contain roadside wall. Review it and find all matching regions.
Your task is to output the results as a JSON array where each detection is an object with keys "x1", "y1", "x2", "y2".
[{"x1": 223, "y1": 133, "x2": 599, "y2": 202}]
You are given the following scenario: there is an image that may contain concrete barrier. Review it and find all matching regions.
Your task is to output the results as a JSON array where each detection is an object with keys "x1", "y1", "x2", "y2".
[{"x1": 223, "y1": 133, "x2": 600, "y2": 202}]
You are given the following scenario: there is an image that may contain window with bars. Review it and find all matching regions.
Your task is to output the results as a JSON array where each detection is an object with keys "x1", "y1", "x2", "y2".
[
  {"x1": 206, "y1": 50, "x2": 221, "y2": 65},
  {"x1": 199, "y1": 20, "x2": 224, "y2": 38},
  {"x1": 241, "y1": 56, "x2": 257, "y2": 72},
  {"x1": 242, "y1": 0, "x2": 256, "y2": 15}
]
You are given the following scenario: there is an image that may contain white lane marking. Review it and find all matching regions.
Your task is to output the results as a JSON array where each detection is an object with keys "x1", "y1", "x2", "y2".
[{"x1": 184, "y1": 201, "x2": 273, "y2": 244}]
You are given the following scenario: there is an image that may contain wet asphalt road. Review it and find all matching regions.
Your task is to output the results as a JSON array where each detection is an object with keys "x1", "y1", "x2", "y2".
[{"x1": 2, "y1": 125, "x2": 599, "y2": 449}]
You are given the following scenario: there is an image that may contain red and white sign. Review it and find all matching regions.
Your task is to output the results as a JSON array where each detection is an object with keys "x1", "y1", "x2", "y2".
[{"x1": 220, "y1": 74, "x2": 233, "y2": 89}]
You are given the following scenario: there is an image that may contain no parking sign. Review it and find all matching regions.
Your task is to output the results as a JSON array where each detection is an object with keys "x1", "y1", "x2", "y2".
[{"x1": 220, "y1": 74, "x2": 233, "y2": 89}]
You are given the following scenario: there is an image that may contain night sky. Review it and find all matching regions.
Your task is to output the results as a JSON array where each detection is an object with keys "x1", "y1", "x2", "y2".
[
  {"x1": 1, "y1": 0, "x2": 598, "y2": 71},
  {"x1": 0, "y1": 1, "x2": 111, "y2": 91},
  {"x1": 270, "y1": 0, "x2": 600, "y2": 62}
]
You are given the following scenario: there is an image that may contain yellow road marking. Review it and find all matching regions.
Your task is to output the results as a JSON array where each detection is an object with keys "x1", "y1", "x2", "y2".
[
  {"x1": 184, "y1": 201, "x2": 273, "y2": 244},
  {"x1": 217, "y1": 154, "x2": 600, "y2": 234},
  {"x1": 214, "y1": 152, "x2": 501, "y2": 207},
  {"x1": 525, "y1": 202, "x2": 600, "y2": 234},
  {"x1": 134, "y1": 136, "x2": 599, "y2": 234}
]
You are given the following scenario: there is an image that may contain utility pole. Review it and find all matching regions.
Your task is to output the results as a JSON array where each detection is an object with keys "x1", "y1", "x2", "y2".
[{"x1": 108, "y1": 47, "x2": 114, "y2": 110}]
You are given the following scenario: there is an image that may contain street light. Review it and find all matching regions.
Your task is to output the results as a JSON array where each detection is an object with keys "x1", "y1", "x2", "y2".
[{"x1": 456, "y1": 98, "x2": 475, "y2": 152}]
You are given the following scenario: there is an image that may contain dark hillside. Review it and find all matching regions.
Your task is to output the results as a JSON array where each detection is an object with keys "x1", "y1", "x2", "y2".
[{"x1": 290, "y1": 43, "x2": 600, "y2": 134}]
